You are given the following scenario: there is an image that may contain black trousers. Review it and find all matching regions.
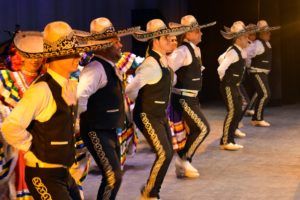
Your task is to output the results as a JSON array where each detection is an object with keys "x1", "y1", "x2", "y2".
[
  {"x1": 220, "y1": 82, "x2": 243, "y2": 145},
  {"x1": 250, "y1": 72, "x2": 271, "y2": 121},
  {"x1": 171, "y1": 94, "x2": 210, "y2": 162},
  {"x1": 134, "y1": 112, "x2": 173, "y2": 198},
  {"x1": 248, "y1": 92, "x2": 258, "y2": 110},
  {"x1": 80, "y1": 121, "x2": 122, "y2": 200},
  {"x1": 25, "y1": 166, "x2": 81, "y2": 200}
]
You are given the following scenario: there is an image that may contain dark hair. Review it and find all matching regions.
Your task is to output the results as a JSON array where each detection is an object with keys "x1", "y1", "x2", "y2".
[
  {"x1": 145, "y1": 39, "x2": 154, "y2": 57},
  {"x1": 177, "y1": 33, "x2": 186, "y2": 46}
]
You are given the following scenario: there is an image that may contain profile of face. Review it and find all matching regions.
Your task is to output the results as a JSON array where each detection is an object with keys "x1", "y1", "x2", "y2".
[
  {"x1": 186, "y1": 28, "x2": 202, "y2": 45},
  {"x1": 248, "y1": 33, "x2": 256, "y2": 42},
  {"x1": 154, "y1": 35, "x2": 173, "y2": 54},
  {"x1": 103, "y1": 37, "x2": 123, "y2": 62},
  {"x1": 260, "y1": 31, "x2": 271, "y2": 41},
  {"x1": 59, "y1": 55, "x2": 81, "y2": 74},
  {"x1": 237, "y1": 34, "x2": 249, "y2": 49},
  {"x1": 166, "y1": 35, "x2": 178, "y2": 54},
  {"x1": 21, "y1": 54, "x2": 44, "y2": 73}
]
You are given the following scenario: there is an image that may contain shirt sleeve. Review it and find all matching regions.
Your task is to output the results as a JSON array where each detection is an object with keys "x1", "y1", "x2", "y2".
[
  {"x1": 253, "y1": 40, "x2": 265, "y2": 56},
  {"x1": 77, "y1": 61, "x2": 108, "y2": 115},
  {"x1": 167, "y1": 46, "x2": 189, "y2": 72},
  {"x1": 125, "y1": 57, "x2": 162, "y2": 101},
  {"x1": 1, "y1": 82, "x2": 51, "y2": 152},
  {"x1": 217, "y1": 49, "x2": 237, "y2": 80}
]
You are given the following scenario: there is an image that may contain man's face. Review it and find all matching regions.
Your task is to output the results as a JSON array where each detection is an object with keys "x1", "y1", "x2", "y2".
[
  {"x1": 105, "y1": 37, "x2": 123, "y2": 62},
  {"x1": 155, "y1": 35, "x2": 173, "y2": 54},
  {"x1": 248, "y1": 33, "x2": 256, "y2": 42},
  {"x1": 186, "y1": 28, "x2": 202, "y2": 45},
  {"x1": 260, "y1": 31, "x2": 271, "y2": 41},
  {"x1": 23, "y1": 57, "x2": 44, "y2": 73},
  {"x1": 166, "y1": 35, "x2": 178, "y2": 54},
  {"x1": 61, "y1": 56, "x2": 81, "y2": 73},
  {"x1": 237, "y1": 35, "x2": 249, "y2": 49}
]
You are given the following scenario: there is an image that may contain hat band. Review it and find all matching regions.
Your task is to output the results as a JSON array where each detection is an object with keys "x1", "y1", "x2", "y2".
[{"x1": 43, "y1": 32, "x2": 78, "y2": 52}]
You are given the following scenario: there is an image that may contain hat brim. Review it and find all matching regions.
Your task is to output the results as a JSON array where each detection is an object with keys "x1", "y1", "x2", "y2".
[
  {"x1": 87, "y1": 26, "x2": 141, "y2": 40},
  {"x1": 169, "y1": 21, "x2": 216, "y2": 30},
  {"x1": 258, "y1": 26, "x2": 281, "y2": 32},
  {"x1": 220, "y1": 27, "x2": 259, "y2": 40},
  {"x1": 224, "y1": 25, "x2": 259, "y2": 33},
  {"x1": 133, "y1": 26, "x2": 190, "y2": 42},
  {"x1": 14, "y1": 31, "x2": 114, "y2": 59}
]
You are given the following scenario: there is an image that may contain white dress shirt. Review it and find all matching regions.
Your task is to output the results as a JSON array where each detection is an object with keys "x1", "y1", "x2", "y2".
[
  {"x1": 246, "y1": 40, "x2": 272, "y2": 66},
  {"x1": 168, "y1": 40, "x2": 204, "y2": 72},
  {"x1": 77, "y1": 55, "x2": 121, "y2": 116},
  {"x1": 217, "y1": 44, "x2": 247, "y2": 80},
  {"x1": 125, "y1": 50, "x2": 169, "y2": 101},
  {"x1": 1, "y1": 69, "x2": 76, "y2": 152}
]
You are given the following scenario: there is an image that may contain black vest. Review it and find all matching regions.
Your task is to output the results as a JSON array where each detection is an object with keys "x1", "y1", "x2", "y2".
[
  {"x1": 222, "y1": 45, "x2": 246, "y2": 85},
  {"x1": 251, "y1": 39, "x2": 272, "y2": 70},
  {"x1": 134, "y1": 50, "x2": 172, "y2": 117},
  {"x1": 85, "y1": 57, "x2": 125, "y2": 129},
  {"x1": 27, "y1": 73, "x2": 76, "y2": 167},
  {"x1": 175, "y1": 42, "x2": 203, "y2": 91}
]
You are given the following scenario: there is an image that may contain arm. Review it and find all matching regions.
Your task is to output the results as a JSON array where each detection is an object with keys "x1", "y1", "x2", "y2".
[
  {"x1": 217, "y1": 49, "x2": 236, "y2": 80},
  {"x1": 167, "y1": 46, "x2": 188, "y2": 72},
  {"x1": 1, "y1": 82, "x2": 50, "y2": 152},
  {"x1": 77, "y1": 61, "x2": 107, "y2": 116},
  {"x1": 125, "y1": 57, "x2": 161, "y2": 101}
]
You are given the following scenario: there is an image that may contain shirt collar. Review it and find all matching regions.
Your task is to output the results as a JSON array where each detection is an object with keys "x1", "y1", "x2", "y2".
[
  {"x1": 183, "y1": 39, "x2": 197, "y2": 50},
  {"x1": 234, "y1": 44, "x2": 243, "y2": 52},
  {"x1": 47, "y1": 68, "x2": 68, "y2": 87},
  {"x1": 152, "y1": 49, "x2": 165, "y2": 58},
  {"x1": 94, "y1": 54, "x2": 115, "y2": 67}
]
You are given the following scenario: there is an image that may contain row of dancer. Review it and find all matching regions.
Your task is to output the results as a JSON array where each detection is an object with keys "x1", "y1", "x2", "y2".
[{"x1": 0, "y1": 14, "x2": 279, "y2": 200}]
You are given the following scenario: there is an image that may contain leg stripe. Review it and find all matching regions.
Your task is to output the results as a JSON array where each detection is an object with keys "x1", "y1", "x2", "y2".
[
  {"x1": 223, "y1": 87, "x2": 234, "y2": 145},
  {"x1": 32, "y1": 177, "x2": 52, "y2": 200},
  {"x1": 140, "y1": 113, "x2": 166, "y2": 197},
  {"x1": 179, "y1": 99, "x2": 208, "y2": 159},
  {"x1": 88, "y1": 131, "x2": 115, "y2": 200},
  {"x1": 255, "y1": 74, "x2": 268, "y2": 120},
  {"x1": 249, "y1": 92, "x2": 258, "y2": 109}
]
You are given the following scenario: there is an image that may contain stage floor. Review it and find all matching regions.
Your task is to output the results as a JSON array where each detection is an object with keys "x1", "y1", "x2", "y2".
[{"x1": 83, "y1": 103, "x2": 300, "y2": 200}]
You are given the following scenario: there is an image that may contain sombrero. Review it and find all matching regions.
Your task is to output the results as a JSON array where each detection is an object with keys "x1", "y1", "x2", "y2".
[
  {"x1": 220, "y1": 21, "x2": 259, "y2": 40},
  {"x1": 14, "y1": 21, "x2": 114, "y2": 59},
  {"x1": 169, "y1": 15, "x2": 216, "y2": 31},
  {"x1": 133, "y1": 19, "x2": 190, "y2": 42}
]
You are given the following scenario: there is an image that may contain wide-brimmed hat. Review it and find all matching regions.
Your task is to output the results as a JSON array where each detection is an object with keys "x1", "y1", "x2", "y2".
[
  {"x1": 87, "y1": 17, "x2": 140, "y2": 40},
  {"x1": 133, "y1": 19, "x2": 190, "y2": 42},
  {"x1": 221, "y1": 21, "x2": 259, "y2": 40},
  {"x1": 224, "y1": 22, "x2": 259, "y2": 34},
  {"x1": 169, "y1": 15, "x2": 216, "y2": 31},
  {"x1": 13, "y1": 21, "x2": 114, "y2": 59},
  {"x1": 257, "y1": 20, "x2": 280, "y2": 32}
]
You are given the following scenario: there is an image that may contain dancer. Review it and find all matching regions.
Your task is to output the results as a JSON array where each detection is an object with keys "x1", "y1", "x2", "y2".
[
  {"x1": 247, "y1": 20, "x2": 280, "y2": 127},
  {"x1": 126, "y1": 18, "x2": 189, "y2": 199},
  {"x1": 2, "y1": 21, "x2": 112, "y2": 199},
  {"x1": 218, "y1": 21, "x2": 255, "y2": 150},
  {"x1": 167, "y1": 15, "x2": 215, "y2": 178}
]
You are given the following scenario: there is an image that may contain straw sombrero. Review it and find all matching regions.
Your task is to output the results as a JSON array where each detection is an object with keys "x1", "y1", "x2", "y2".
[
  {"x1": 169, "y1": 15, "x2": 216, "y2": 31},
  {"x1": 14, "y1": 21, "x2": 114, "y2": 59},
  {"x1": 220, "y1": 21, "x2": 259, "y2": 40},
  {"x1": 86, "y1": 17, "x2": 140, "y2": 40},
  {"x1": 257, "y1": 20, "x2": 280, "y2": 32},
  {"x1": 133, "y1": 19, "x2": 190, "y2": 42}
]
